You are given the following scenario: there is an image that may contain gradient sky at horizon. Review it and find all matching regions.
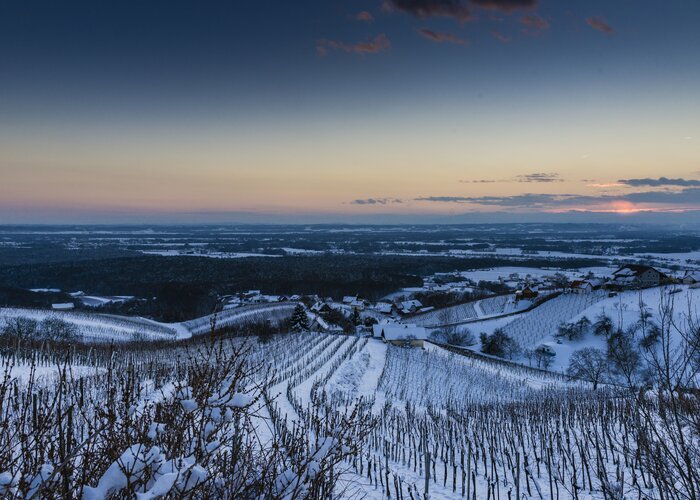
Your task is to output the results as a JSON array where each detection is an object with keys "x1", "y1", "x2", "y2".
[{"x1": 1, "y1": 0, "x2": 699, "y2": 223}]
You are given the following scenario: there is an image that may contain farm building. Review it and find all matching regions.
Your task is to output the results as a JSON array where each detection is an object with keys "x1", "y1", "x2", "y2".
[
  {"x1": 569, "y1": 280, "x2": 593, "y2": 293},
  {"x1": 608, "y1": 265, "x2": 668, "y2": 289},
  {"x1": 398, "y1": 299, "x2": 423, "y2": 315},
  {"x1": 515, "y1": 286, "x2": 538, "y2": 300},
  {"x1": 310, "y1": 301, "x2": 334, "y2": 314},
  {"x1": 374, "y1": 302, "x2": 395, "y2": 315},
  {"x1": 349, "y1": 299, "x2": 367, "y2": 310},
  {"x1": 51, "y1": 303, "x2": 75, "y2": 310},
  {"x1": 372, "y1": 323, "x2": 428, "y2": 347},
  {"x1": 682, "y1": 271, "x2": 700, "y2": 284},
  {"x1": 311, "y1": 316, "x2": 344, "y2": 333}
]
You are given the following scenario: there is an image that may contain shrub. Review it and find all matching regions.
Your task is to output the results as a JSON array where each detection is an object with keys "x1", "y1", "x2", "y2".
[
  {"x1": 480, "y1": 329, "x2": 520, "y2": 359},
  {"x1": 430, "y1": 328, "x2": 476, "y2": 346},
  {"x1": 1, "y1": 317, "x2": 39, "y2": 340},
  {"x1": 39, "y1": 317, "x2": 78, "y2": 342}
]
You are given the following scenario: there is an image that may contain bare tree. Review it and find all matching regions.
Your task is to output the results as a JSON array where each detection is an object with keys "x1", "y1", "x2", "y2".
[
  {"x1": 625, "y1": 291, "x2": 700, "y2": 498},
  {"x1": 430, "y1": 328, "x2": 475, "y2": 347},
  {"x1": 566, "y1": 347, "x2": 607, "y2": 389}
]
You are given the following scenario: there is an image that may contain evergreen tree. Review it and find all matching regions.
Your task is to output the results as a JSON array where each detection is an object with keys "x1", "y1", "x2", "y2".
[
  {"x1": 290, "y1": 304, "x2": 309, "y2": 332},
  {"x1": 350, "y1": 307, "x2": 361, "y2": 327}
]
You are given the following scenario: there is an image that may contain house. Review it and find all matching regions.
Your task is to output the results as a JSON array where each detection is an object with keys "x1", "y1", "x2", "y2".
[
  {"x1": 374, "y1": 302, "x2": 394, "y2": 315},
  {"x1": 588, "y1": 278, "x2": 605, "y2": 290},
  {"x1": 609, "y1": 265, "x2": 667, "y2": 289},
  {"x1": 372, "y1": 323, "x2": 428, "y2": 348},
  {"x1": 569, "y1": 280, "x2": 593, "y2": 294},
  {"x1": 682, "y1": 271, "x2": 700, "y2": 285},
  {"x1": 349, "y1": 299, "x2": 366, "y2": 310},
  {"x1": 312, "y1": 316, "x2": 343, "y2": 333},
  {"x1": 398, "y1": 299, "x2": 423, "y2": 315},
  {"x1": 242, "y1": 290, "x2": 262, "y2": 301},
  {"x1": 515, "y1": 286, "x2": 538, "y2": 300},
  {"x1": 342, "y1": 295, "x2": 358, "y2": 305},
  {"x1": 52, "y1": 303, "x2": 75, "y2": 311},
  {"x1": 311, "y1": 301, "x2": 334, "y2": 314}
]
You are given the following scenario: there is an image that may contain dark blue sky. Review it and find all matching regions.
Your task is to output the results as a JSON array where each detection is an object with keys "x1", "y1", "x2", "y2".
[{"x1": 1, "y1": 0, "x2": 699, "y2": 223}]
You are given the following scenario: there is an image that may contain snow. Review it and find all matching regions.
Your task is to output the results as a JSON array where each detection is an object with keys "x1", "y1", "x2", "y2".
[
  {"x1": 542, "y1": 285, "x2": 700, "y2": 371},
  {"x1": 4, "y1": 363, "x2": 104, "y2": 385},
  {"x1": 0, "y1": 302, "x2": 298, "y2": 343}
]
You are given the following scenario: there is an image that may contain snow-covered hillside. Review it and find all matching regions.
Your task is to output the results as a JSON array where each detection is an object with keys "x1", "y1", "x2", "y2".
[
  {"x1": 0, "y1": 302, "x2": 298, "y2": 343},
  {"x1": 532, "y1": 285, "x2": 700, "y2": 371},
  {"x1": 1, "y1": 287, "x2": 698, "y2": 498},
  {"x1": 0, "y1": 307, "x2": 178, "y2": 342}
]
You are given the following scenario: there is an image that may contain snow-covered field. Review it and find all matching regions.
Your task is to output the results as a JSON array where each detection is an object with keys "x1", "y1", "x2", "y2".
[
  {"x1": 0, "y1": 307, "x2": 178, "y2": 342},
  {"x1": 0, "y1": 302, "x2": 299, "y2": 343},
  {"x1": 409, "y1": 293, "x2": 531, "y2": 327},
  {"x1": 1, "y1": 284, "x2": 698, "y2": 498},
  {"x1": 534, "y1": 285, "x2": 700, "y2": 371}
]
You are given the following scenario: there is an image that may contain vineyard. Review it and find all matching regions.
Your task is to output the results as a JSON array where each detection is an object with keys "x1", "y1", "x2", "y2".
[
  {"x1": 410, "y1": 294, "x2": 534, "y2": 328},
  {"x1": 0, "y1": 292, "x2": 698, "y2": 498},
  {"x1": 0, "y1": 302, "x2": 298, "y2": 343},
  {"x1": 498, "y1": 292, "x2": 607, "y2": 349},
  {"x1": 0, "y1": 307, "x2": 178, "y2": 342}
]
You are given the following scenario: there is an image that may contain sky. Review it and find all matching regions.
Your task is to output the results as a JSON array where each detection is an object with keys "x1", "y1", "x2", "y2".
[{"x1": 1, "y1": 0, "x2": 699, "y2": 224}]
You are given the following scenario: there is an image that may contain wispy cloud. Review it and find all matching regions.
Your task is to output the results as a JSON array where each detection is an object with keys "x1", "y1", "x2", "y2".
[
  {"x1": 416, "y1": 193, "x2": 574, "y2": 207},
  {"x1": 490, "y1": 30, "x2": 511, "y2": 43},
  {"x1": 355, "y1": 11, "x2": 375, "y2": 22},
  {"x1": 586, "y1": 17, "x2": 614, "y2": 34},
  {"x1": 317, "y1": 34, "x2": 391, "y2": 56},
  {"x1": 517, "y1": 172, "x2": 562, "y2": 183},
  {"x1": 418, "y1": 28, "x2": 468, "y2": 45},
  {"x1": 415, "y1": 187, "x2": 700, "y2": 209},
  {"x1": 520, "y1": 14, "x2": 549, "y2": 31},
  {"x1": 351, "y1": 197, "x2": 404, "y2": 205},
  {"x1": 460, "y1": 173, "x2": 562, "y2": 183},
  {"x1": 618, "y1": 177, "x2": 700, "y2": 187},
  {"x1": 587, "y1": 182, "x2": 625, "y2": 189}
]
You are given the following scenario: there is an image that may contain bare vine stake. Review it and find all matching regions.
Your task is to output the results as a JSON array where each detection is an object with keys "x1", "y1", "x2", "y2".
[{"x1": 424, "y1": 430, "x2": 430, "y2": 499}]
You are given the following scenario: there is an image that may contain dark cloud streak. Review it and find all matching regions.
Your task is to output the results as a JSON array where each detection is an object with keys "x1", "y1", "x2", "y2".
[
  {"x1": 383, "y1": 0, "x2": 472, "y2": 22},
  {"x1": 470, "y1": 0, "x2": 536, "y2": 12},
  {"x1": 517, "y1": 172, "x2": 562, "y2": 183},
  {"x1": 351, "y1": 198, "x2": 404, "y2": 205},
  {"x1": 416, "y1": 188, "x2": 700, "y2": 208},
  {"x1": 418, "y1": 28, "x2": 467, "y2": 45},
  {"x1": 586, "y1": 17, "x2": 614, "y2": 34},
  {"x1": 317, "y1": 34, "x2": 390, "y2": 56},
  {"x1": 355, "y1": 11, "x2": 375, "y2": 22},
  {"x1": 520, "y1": 14, "x2": 549, "y2": 30},
  {"x1": 618, "y1": 177, "x2": 700, "y2": 187}
]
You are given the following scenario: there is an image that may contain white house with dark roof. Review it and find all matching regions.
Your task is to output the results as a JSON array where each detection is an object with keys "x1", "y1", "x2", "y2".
[
  {"x1": 372, "y1": 323, "x2": 428, "y2": 347},
  {"x1": 374, "y1": 302, "x2": 394, "y2": 315},
  {"x1": 398, "y1": 299, "x2": 423, "y2": 315},
  {"x1": 609, "y1": 264, "x2": 667, "y2": 289}
]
